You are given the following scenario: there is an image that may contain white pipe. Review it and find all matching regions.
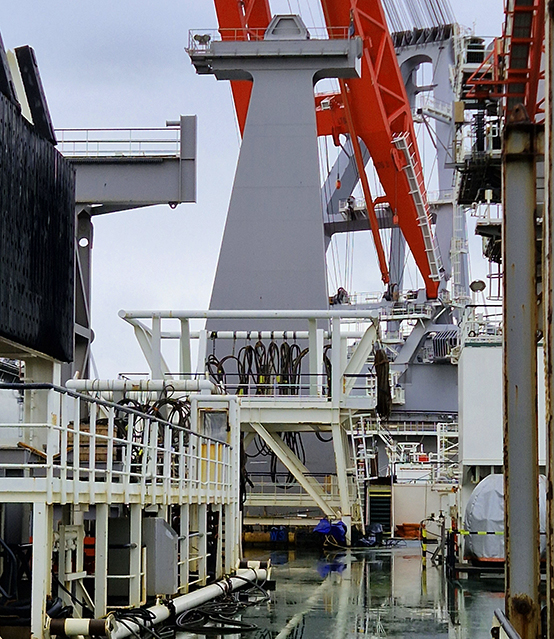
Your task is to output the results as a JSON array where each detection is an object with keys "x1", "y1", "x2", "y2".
[
  {"x1": 120, "y1": 309, "x2": 379, "y2": 320},
  {"x1": 158, "y1": 330, "x2": 371, "y2": 340},
  {"x1": 66, "y1": 379, "x2": 218, "y2": 393},
  {"x1": 48, "y1": 568, "x2": 267, "y2": 639},
  {"x1": 108, "y1": 568, "x2": 267, "y2": 639}
]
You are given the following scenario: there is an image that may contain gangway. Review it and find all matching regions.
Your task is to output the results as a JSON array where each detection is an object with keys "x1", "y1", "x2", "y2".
[{"x1": 57, "y1": 117, "x2": 197, "y2": 214}]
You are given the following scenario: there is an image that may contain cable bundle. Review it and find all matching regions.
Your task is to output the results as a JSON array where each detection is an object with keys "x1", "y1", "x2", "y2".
[
  {"x1": 112, "y1": 607, "x2": 174, "y2": 639},
  {"x1": 112, "y1": 391, "x2": 192, "y2": 468},
  {"x1": 174, "y1": 576, "x2": 269, "y2": 635},
  {"x1": 206, "y1": 338, "x2": 310, "y2": 396}
]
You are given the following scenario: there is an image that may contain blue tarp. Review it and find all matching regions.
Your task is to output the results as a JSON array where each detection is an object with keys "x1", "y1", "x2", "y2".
[{"x1": 314, "y1": 518, "x2": 347, "y2": 544}]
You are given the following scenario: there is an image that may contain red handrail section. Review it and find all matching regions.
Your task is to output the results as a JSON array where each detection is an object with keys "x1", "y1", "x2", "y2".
[
  {"x1": 213, "y1": 0, "x2": 441, "y2": 298},
  {"x1": 465, "y1": 0, "x2": 544, "y2": 122}
]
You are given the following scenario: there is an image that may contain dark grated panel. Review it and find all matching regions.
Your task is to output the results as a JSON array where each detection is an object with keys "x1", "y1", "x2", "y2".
[{"x1": 0, "y1": 92, "x2": 75, "y2": 361}]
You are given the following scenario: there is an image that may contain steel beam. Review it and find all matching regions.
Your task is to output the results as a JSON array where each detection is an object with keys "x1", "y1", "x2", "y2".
[
  {"x1": 503, "y1": 121, "x2": 541, "y2": 639},
  {"x1": 68, "y1": 116, "x2": 197, "y2": 212},
  {"x1": 131, "y1": 321, "x2": 171, "y2": 380},
  {"x1": 249, "y1": 422, "x2": 336, "y2": 518},
  {"x1": 31, "y1": 503, "x2": 52, "y2": 639},
  {"x1": 342, "y1": 320, "x2": 378, "y2": 395},
  {"x1": 331, "y1": 419, "x2": 353, "y2": 542},
  {"x1": 94, "y1": 504, "x2": 109, "y2": 617},
  {"x1": 545, "y1": 1, "x2": 554, "y2": 633}
]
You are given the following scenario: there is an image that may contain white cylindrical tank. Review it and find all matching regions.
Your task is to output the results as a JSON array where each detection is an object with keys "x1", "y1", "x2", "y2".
[{"x1": 464, "y1": 473, "x2": 546, "y2": 561}]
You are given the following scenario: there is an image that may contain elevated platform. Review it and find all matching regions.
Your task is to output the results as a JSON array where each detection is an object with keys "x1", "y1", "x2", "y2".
[{"x1": 57, "y1": 116, "x2": 197, "y2": 214}]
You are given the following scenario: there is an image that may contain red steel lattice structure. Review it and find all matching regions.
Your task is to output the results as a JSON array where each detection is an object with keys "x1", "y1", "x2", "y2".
[
  {"x1": 214, "y1": 0, "x2": 442, "y2": 298},
  {"x1": 464, "y1": 0, "x2": 545, "y2": 122}
]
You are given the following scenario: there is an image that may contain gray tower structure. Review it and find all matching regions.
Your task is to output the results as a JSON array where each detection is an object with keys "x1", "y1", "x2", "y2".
[
  {"x1": 396, "y1": 28, "x2": 470, "y2": 298},
  {"x1": 189, "y1": 16, "x2": 362, "y2": 312}
]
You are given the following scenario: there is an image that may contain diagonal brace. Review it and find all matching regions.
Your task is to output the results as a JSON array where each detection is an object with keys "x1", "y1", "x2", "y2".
[
  {"x1": 250, "y1": 422, "x2": 337, "y2": 519},
  {"x1": 342, "y1": 319, "x2": 378, "y2": 396}
]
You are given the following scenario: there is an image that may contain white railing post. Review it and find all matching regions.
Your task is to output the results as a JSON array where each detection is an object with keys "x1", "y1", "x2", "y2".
[
  {"x1": 89, "y1": 404, "x2": 97, "y2": 503},
  {"x1": 331, "y1": 317, "x2": 342, "y2": 406},
  {"x1": 309, "y1": 318, "x2": 318, "y2": 396},
  {"x1": 180, "y1": 319, "x2": 191, "y2": 380},
  {"x1": 124, "y1": 414, "x2": 135, "y2": 503},
  {"x1": 106, "y1": 408, "x2": 115, "y2": 504},
  {"x1": 149, "y1": 420, "x2": 158, "y2": 503}
]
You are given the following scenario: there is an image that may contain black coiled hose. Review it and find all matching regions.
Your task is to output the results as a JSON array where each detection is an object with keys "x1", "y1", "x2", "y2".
[{"x1": 206, "y1": 338, "x2": 313, "y2": 396}]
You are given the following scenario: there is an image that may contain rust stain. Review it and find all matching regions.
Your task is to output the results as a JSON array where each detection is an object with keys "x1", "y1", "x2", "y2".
[{"x1": 512, "y1": 593, "x2": 533, "y2": 616}]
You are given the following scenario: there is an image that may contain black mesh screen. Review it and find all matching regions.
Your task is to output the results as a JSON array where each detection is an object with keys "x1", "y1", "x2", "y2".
[{"x1": 0, "y1": 93, "x2": 75, "y2": 361}]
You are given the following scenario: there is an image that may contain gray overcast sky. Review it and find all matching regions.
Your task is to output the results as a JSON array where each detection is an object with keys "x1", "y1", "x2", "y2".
[{"x1": 1, "y1": 0, "x2": 503, "y2": 378}]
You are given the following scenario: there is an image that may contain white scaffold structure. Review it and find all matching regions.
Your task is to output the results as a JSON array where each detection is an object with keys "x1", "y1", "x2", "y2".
[{"x1": 0, "y1": 357, "x2": 243, "y2": 639}]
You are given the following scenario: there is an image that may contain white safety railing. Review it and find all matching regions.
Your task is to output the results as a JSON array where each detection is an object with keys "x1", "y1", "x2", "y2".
[
  {"x1": 119, "y1": 309, "x2": 383, "y2": 406},
  {"x1": 245, "y1": 473, "x2": 356, "y2": 504},
  {"x1": 0, "y1": 385, "x2": 236, "y2": 506},
  {"x1": 459, "y1": 304, "x2": 503, "y2": 346},
  {"x1": 56, "y1": 127, "x2": 181, "y2": 158},
  {"x1": 187, "y1": 26, "x2": 350, "y2": 52},
  {"x1": 379, "y1": 302, "x2": 434, "y2": 320},
  {"x1": 426, "y1": 188, "x2": 456, "y2": 204}
]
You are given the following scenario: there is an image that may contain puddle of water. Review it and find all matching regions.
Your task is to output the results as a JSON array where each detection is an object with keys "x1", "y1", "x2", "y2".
[{"x1": 178, "y1": 545, "x2": 504, "y2": 638}]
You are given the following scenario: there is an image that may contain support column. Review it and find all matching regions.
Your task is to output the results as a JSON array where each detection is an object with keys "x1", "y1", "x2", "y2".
[
  {"x1": 151, "y1": 315, "x2": 163, "y2": 381},
  {"x1": 545, "y1": 1, "x2": 554, "y2": 634},
  {"x1": 198, "y1": 504, "x2": 208, "y2": 586},
  {"x1": 128, "y1": 504, "x2": 142, "y2": 606},
  {"x1": 388, "y1": 226, "x2": 406, "y2": 293},
  {"x1": 331, "y1": 418, "x2": 352, "y2": 544},
  {"x1": 180, "y1": 319, "x2": 191, "y2": 380},
  {"x1": 331, "y1": 318, "x2": 342, "y2": 406},
  {"x1": 188, "y1": 16, "x2": 361, "y2": 315},
  {"x1": 224, "y1": 503, "x2": 237, "y2": 574},
  {"x1": 179, "y1": 504, "x2": 190, "y2": 593},
  {"x1": 94, "y1": 504, "x2": 109, "y2": 617},
  {"x1": 503, "y1": 121, "x2": 541, "y2": 639},
  {"x1": 31, "y1": 503, "x2": 52, "y2": 639}
]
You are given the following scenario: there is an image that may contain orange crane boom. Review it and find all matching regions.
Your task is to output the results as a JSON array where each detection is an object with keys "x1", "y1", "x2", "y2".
[
  {"x1": 213, "y1": 0, "x2": 272, "y2": 135},
  {"x1": 320, "y1": 0, "x2": 441, "y2": 298}
]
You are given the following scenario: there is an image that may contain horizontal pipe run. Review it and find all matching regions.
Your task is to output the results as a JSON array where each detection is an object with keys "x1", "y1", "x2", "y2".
[
  {"x1": 0, "y1": 383, "x2": 227, "y2": 445},
  {"x1": 120, "y1": 309, "x2": 379, "y2": 320},
  {"x1": 158, "y1": 330, "x2": 373, "y2": 340},
  {"x1": 66, "y1": 379, "x2": 217, "y2": 393},
  {"x1": 48, "y1": 567, "x2": 267, "y2": 639}
]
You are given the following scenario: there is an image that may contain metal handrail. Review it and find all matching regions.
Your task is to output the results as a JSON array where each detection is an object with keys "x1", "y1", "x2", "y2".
[
  {"x1": 0, "y1": 384, "x2": 235, "y2": 506},
  {"x1": 0, "y1": 383, "x2": 221, "y2": 445},
  {"x1": 187, "y1": 26, "x2": 350, "y2": 51},
  {"x1": 55, "y1": 127, "x2": 180, "y2": 158}
]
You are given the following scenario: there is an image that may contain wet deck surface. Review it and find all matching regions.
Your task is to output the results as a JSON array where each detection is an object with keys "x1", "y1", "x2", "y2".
[{"x1": 180, "y1": 545, "x2": 504, "y2": 638}]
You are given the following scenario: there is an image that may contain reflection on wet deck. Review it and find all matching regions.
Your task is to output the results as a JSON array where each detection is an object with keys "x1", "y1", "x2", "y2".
[{"x1": 205, "y1": 546, "x2": 504, "y2": 639}]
